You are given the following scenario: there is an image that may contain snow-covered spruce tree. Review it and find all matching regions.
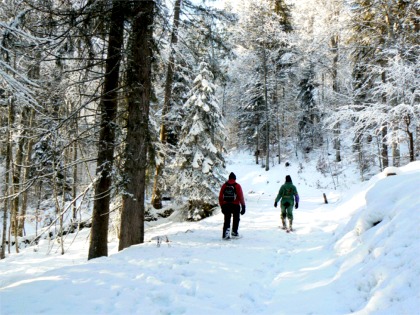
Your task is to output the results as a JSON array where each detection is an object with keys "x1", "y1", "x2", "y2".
[
  {"x1": 151, "y1": 0, "x2": 233, "y2": 209},
  {"x1": 172, "y1": 61, "x2": 225, "y2": 221}
]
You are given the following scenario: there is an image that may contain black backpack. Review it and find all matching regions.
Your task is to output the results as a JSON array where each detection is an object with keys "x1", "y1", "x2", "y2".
[{"x1": 223, "y1": 183, "x2": 237, "y2": 202}]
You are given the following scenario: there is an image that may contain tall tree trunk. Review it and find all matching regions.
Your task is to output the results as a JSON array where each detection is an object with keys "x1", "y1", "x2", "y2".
[
  {"x1": 255, "y1": 126, "x2": 260, "y2": 165},
  {"x1": 275, "y1": 100, "x2": 281, "y2": 165},
  {"x1": 381, "y1": 125, "x2": 389, "y2": 169},
  {"x1": 88, "y1": 0, "x2": 125, "y2": 260},
  {"x1": 331, "y1": 32, "x2": 341, "y2": 162},
  {"x1": 392, "y1": 126, "x2": 400, "y2": 167},
  {"x1": 119, "y1": 1, "x2": 154, "y2": 251},
  {"x1": 51, "y1": 150, "x2": 65, "y2": 255},
  {"x1": 416, "y1": 125, "x2": 420, "y2": 160},
  {"x1": 380, "y1": 70, "x2": 389, "y2": 169},
  {"x1": 17, "y1": 107, "x2": 35, "y2": 236},
  {"x1": 72, "y1": 124, "x2": 78, "y2": 220},
  {"x1": 273, "y1": 64, "x2": 281, "y2": 165},
  {"x1": 405, "y1": 115, "x2": 415, "y2": 162},
  {"x1": 1, "y1": 98, "x2": 13, "y2": 259},
  {"x1": 263, "y1": 48, "x2": 270, "y2": 171},
  {"x1": 11, "y1": 107, "x2": 28, "y2": 238},
  {"x1": 151, "y1": 0, "x2": 182, "y2": 210},
  {"x1": 355, "y1": 134, "x2": 364, "y2": 181},
  {"x1": 8, "y1": 97, "x2": 19, "y2": 253},
  {"x1": 18, "y1": 49, "x2": 40, "y2": 237}
]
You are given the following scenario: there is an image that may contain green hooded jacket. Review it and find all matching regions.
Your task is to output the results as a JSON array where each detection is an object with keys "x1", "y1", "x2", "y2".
[{"x1": 275, "y1": 182, "x2": 298, "y2": 205}]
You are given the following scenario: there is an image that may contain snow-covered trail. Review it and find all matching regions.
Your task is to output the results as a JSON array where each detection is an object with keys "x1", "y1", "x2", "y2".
[
  {"x1": 220, "y1": 191, "x2": 347, "y2": 314},
  {"x1": 1, "y1": 154, "x2": 362, "y2": 315},
  {"x1": 2, "y1": 154, "x2": 419, "y2": 314},
  {"x1": 1, "y1": 200, "x2": 348, "y2": 315},
  {"x1": 138, "y1": 162, "x2": 354, "y2": 314}
]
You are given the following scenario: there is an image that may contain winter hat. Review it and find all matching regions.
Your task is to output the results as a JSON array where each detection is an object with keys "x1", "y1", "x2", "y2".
[
  {"x1": 285, "y1": 175, "x2": 292, "y2": 183},
  {"x1": 229, "y1": 172, "x2": 236, "y2": 180}
]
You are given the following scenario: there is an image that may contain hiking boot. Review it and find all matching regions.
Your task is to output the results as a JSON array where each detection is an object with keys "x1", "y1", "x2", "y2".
[
  {"x1": 224, "y1": 228, "x2": 230, "y2": 239},
  {"x1": 281, "y1": 217, "x2": 287, "y2": 229},
  {"x1": 288, "y1": 219, "x2": 293, "y2": 231},
  {"x1": 231, "y1": 232, "x2": 239, "y2": 237}
]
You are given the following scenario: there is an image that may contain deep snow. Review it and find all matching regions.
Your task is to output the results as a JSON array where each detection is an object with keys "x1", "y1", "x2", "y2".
[{"x1": 1, "y1": 152, "x2": 419, "y2": 315}]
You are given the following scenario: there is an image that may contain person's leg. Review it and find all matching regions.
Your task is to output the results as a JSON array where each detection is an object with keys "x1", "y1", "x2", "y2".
[
  {"x1": 280, "y1": 204, "x2": 287, "y2": 228},
  {"x1": 231, "y1": 204, "x2": 241, "y2": 234},
  {"x1": 222, "y1": 205, "x2": 232, "y2": 238},
  {"x1": 286, "y1": 205, "x2": 294, "y2": 230}
]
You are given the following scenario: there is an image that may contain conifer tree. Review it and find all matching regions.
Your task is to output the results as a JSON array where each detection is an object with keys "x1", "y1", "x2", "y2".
[
  {"x1": 88, "y1": 0, "x2": 125, "y2": 260},
  {"x1": 119, "y1": 0, "x2": 155, "y2": 250},
  {"x1": 172, "y1": 61, "x2": 225, "y2": 220}
]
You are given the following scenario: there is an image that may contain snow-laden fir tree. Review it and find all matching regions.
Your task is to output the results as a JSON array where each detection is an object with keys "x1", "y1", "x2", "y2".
[{"x1": 172, "y1": 61, "x2": 226, "y2": 220}]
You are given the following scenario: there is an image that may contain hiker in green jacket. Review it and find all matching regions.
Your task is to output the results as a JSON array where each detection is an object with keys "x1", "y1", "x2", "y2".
[{"x1": 274, "y1": 175, "x2": 299, "y2": 231}]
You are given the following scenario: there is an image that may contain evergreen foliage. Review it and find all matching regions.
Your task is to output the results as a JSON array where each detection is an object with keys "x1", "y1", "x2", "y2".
[{"x1": 172, "y1": 61, "x2": 225, "y2": 220}]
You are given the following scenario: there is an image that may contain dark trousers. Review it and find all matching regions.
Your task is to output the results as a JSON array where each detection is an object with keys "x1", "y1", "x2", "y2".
[{"x1": 222, "y1": 203, "x2": 240, "y2": 237}]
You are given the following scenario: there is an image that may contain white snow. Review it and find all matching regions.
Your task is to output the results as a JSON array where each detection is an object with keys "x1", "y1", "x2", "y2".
[{"x1": 1, "y1": 152, "x2": 419, "y2": 315}]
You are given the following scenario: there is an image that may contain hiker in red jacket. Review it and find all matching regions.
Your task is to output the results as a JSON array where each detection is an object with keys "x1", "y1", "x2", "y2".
[{"x1": 219, "y1": 172, "x2": 246, "y2": 239}]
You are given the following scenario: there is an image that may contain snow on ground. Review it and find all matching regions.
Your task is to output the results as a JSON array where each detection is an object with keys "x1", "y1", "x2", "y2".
[{"x1": 1, "y1": 152, "x2": 419, "y2": 315}]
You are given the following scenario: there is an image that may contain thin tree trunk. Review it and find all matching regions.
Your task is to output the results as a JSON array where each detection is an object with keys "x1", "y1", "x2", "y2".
[
  {"x1": 380, "y1": 69, "x2": 389, "y2": 169},
  {"x1": 331, "y1": 32, "x2": 341, "y2": 162},
  {"x1": 151, "y1": 0, "x2": 182, "y2": 210},
  {"x1": 381, "y1": 125, "x2": 389, "y2": 169},
  {"x1": 12, "y1": 107, "x2": 28, "y2": 236},
  {"x1": 1, "y1": 97, "x2": 13, "y2": 259},
  {"x1": 273, "y1": 64, "x2": 281, "y2": 165},
  {"x1": 354, "y1": 134, "x2": 364, "y2": 181},
  {"x1": 72, "y1": 129, "x2": 78, "y2": 220},
  {"x1": 376, "y1": 134, "x2": 383, "y2": 171},
  {"x1": 416, "y1": 125, "x2": 420, "y2": 159},
  {"x1": 255, "y1": 126, "x2": 260, "y2": 165},
  {"x1": 18, "y1": 108, "x2": 35, "y2": 236},
  {"x1": 119, "y1": 1, "x2": 154, "y2": 251},
  {"x1": 392, "y1": 131, "x2": 400, "y2": 167},
  {"x1": 51, "y1": 150, "x2": 65, "y2": 255},
  {"x1": 405, "y1": 115, "x2": 415, "y2": 162},
  {"x1": 262, "y1": 48, "x2": 270, "y2": 171},
  {"x1": 18, "y1": 50, "x2": 40, "y2": 236},
  {"x1": 88, "y1": 0, "x2": 125, "y2": 260},
  {"x1": 7, "y1": 97, "x2": 19, "y2": 253},
  {"x1": 276, "y1": 104, "x2": 281, "y2": 165},
  {"x1": 35, "y1": 182, "x2": 43, "y2": 238}
]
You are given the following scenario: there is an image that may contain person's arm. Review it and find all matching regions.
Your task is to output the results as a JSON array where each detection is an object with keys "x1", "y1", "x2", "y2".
[
  {"x1": 275, "y1": 186, "x2": 283, "y2": 203},
  {"x1": 219, "y1": 183, "x2": 226, "y2": 206},
  {"x1": 294, "y1": 186, "x2": 299, "y2": 208},
  {"x1": 274, "y1": 186, "x2": 283, "y2": 207},
  {"x1": 237, "y1": 184, "x2": 245, "y2": 206},
  {"x1": 237, "y1": 184, "x2": 246, "y2": 214}
]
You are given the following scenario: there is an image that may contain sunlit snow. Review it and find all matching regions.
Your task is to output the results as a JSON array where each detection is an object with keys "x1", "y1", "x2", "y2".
[{"x1": 1, "y1": 152, "x2": 419, "y2": 315}]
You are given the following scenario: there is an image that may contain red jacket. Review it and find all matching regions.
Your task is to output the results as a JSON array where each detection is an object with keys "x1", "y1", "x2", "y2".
[{"x1": 219, "y1": 179, "x2": 245, "y2": 207}]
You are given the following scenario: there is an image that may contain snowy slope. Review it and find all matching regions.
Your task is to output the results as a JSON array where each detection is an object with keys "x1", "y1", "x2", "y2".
[{"x1": 1, "y1": 152, "x2": 419, "y2": 315}]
